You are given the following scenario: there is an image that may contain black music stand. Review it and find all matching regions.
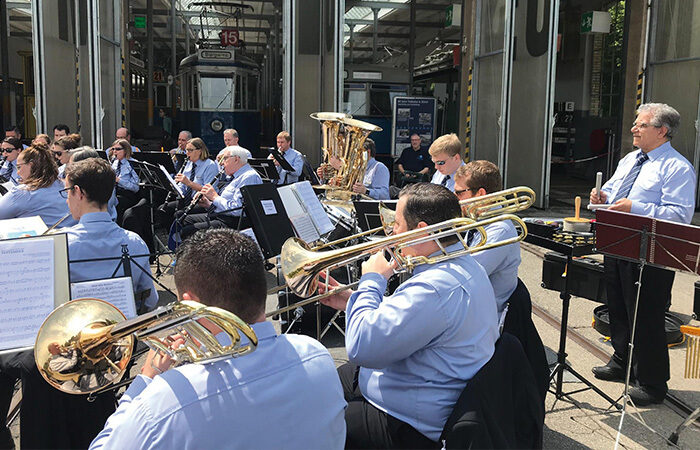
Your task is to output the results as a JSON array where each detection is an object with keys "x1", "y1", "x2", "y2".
[
  {"x1": 523, "y1": 231, "x2": 622, "y2": 410},
  {"x1": 267, "y1": 147, "x2": 295, "y2": 172},
  {"x1": 249, "y1": 158, "x2": 279, "y2": 183},
  {"x1": 353, "y1": 200, "x2": 397, "y2": 233},
  {"x1": 127, "y1": 160, "x2": 177, "y2": 276},
  {"x1": 131, "y1": 151, "x2": 177, "y2": 175}
]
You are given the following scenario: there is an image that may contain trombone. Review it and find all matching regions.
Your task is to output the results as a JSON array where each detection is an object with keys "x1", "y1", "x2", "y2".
[
  {"x1": 459, "y1": 186, "x2": 535, "y2": 220},
  {"x1": 35, "y1": 299, "x2": 257, "y2": 395},
  {"x1": 266, "y1": 213, "x2": 527, "y2": 317}
]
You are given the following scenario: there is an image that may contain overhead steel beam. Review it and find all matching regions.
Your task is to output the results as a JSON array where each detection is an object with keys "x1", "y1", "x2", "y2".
[
  {"x1": 6, "y1": 1, "x2": 29, "y2": 10},
  {"x1": 346, "y1": 18, "x2": 443, "y2": 28},
  {"x1": 131, "y1": 8, "x2": 277, "y2": 23},
  {"x1": 131, "y1": 22, "x2": 271, "y2": 34},
  {"x1": 348, "y1": 31, "x2": 408, "y2": 39},
  {"x1": 345, "y1": 1, "x2": 451, "y2": 11}
]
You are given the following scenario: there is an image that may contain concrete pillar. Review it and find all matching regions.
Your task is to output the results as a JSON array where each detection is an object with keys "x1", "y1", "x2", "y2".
[
  {"x1": 0, "y1": 0, "x2": 10, "y2": 129},
  {"x1": 620, "y1": 0, "x2": 649, "y2": 155},
  {"x1": 146, "y1": 0, "x2": 154, "y2": 126},
  {"x1": 458, "y1": 0, "x2": 478, "y2": 148}
]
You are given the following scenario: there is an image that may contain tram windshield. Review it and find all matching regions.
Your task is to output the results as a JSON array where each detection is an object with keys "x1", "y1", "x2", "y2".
[{"x1": 199, "y1": 74, "x2": 234, "y2": 110}]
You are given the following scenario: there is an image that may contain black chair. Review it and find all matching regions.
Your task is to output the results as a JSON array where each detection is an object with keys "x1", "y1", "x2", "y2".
[
  {"x1": 440, "y1": 333, "x2": 544, "y2": 449},
  {"x1": 502, "y1": 278, "x2": 550, "y2": 404}
]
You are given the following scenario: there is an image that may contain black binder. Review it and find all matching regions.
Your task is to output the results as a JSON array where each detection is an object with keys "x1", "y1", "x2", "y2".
[{"x1": 241, "y1": 183, "x2": 295, "y2": 259}]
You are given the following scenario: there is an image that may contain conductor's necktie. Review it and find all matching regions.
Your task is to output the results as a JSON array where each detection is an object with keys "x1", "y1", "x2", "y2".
[{"x1": 612, "y1": 152, "x2": 649, "y2": 202}]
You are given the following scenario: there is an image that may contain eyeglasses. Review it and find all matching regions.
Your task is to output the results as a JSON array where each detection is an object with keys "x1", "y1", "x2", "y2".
[
  {"x1": 432, "y1": 160, "x2": 447, "y2": 166},
  {"x1": 454, "y1": 188, "x2": 468, "y2": 196},
  {"x1": 53, "y1": 151, "x2": 64, "y2": 157},
  {"x1": 185, "y1": 147, "x2": 199, "y2": 153},
  {"x1": 15, "y1": 162, "x2": 26, "y2": 169},
  {"x1": 59, "y1": 185, "x2": 77, "y2": 199},
  {"x1": 2, "y1": 148, "x2": 16, "y2": 153},
  {"x1": 632, "y1": 122, "x2": 658, "y2": 129}
]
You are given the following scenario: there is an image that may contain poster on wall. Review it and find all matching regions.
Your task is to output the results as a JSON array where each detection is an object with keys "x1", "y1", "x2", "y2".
[{"x1": 391, "y1": 97, "x2": 437, "y2": 157}]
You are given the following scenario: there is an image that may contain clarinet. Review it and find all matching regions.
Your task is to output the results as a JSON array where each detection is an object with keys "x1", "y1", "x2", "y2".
[{"x1": 181, "y1": 170, "x2": 225, "y2": 216}]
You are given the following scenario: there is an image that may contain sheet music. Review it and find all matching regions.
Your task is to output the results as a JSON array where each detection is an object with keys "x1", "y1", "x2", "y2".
[
  {"x1": 293, "y1": 181, "x2": 334, "y2": 235},
  {"x1": 70, "y1": 277, "x2": 137, "y2": 319},
  {"x1": 289, "y1": 214, "x2": 321, "y2": 243},
  {"x1": 0, "y1": 238, "x2": 55, "y2": 351},
  {"x1": 0, "y1": 216, "x2": 48, "y2": 239},
  {"x1": 159, "y1": 164, "x2": 184, "y2": 197}
]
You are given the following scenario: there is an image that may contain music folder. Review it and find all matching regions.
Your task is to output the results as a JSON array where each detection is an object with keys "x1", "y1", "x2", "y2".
[
  {"x1": 249, "y1": 158, "x2": 279, "y2": 182},
  {"x1": 266, "y1": 147, "x2": 295, "y2": 172},
  {"x1": 240, "y1": 183, "x2": 296, "y2": 260}
]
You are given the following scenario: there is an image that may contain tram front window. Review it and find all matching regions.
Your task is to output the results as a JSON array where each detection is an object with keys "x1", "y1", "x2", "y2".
[{"x1": 199, "y1": 74, "x2": 234, "y2": 110}]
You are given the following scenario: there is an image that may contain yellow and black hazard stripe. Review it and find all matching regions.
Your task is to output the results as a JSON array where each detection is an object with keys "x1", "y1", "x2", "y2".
[
  {"x1": 636, "y1": 71, "x2": 643, "y2": 109},
  {"x1": 465, "y1": 65, "x2": 472, "y2": 161},
  {"x1": 121, "y1": 57, "x2": 127, "y2": 127},
  {"x1": 75, "y1": 52, "x2": 80, "y2": 132}
]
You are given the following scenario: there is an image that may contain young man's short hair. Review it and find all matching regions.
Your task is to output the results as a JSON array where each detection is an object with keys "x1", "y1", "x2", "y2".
[
  {"x1": 428, "y1": 133, "x2": 462, "y2": 158},
  {"x1": 65, "y1": 158, "x2": 116, "y2": 205},
  {"x1": 277, "y1": 131, "x2": 291, "y2": 143},
  {"x1": 174, "y1": 229, "x2": 267, "y2": 323},
  {"x1": 456, "y1": 160, "x2": 502, "y2": 194}
]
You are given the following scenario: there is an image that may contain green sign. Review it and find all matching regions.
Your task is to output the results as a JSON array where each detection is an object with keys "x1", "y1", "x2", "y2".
[
  {"x1": 134, "y1": 16, "x2": 146, "y2": 29},
  {"x1": 580, "y1": 11, "x2": 593, "y2": 33},
  {"x1": 445, "y1": 5, "x2": 454, "y2": 27}
]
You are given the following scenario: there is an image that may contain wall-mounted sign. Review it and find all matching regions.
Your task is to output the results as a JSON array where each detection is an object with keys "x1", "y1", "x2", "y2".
[
  {"x1": 134, "y1": 16, "x2": 146, "y2": 29},
  {"x1": 391, "y1": 97, "x2": 437, "y2": 157}
]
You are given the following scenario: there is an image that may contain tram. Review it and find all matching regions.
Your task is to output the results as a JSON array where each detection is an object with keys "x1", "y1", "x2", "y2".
[{"x1": 179, "y1": 48, "x2": 261, "y2": 154}]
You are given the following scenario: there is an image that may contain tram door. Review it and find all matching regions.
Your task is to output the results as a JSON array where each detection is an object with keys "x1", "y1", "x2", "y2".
[
  {"x1": 471, "y1": 0, "x2": 559, "y2": 208},
  {"x1": 645, "y1": 0, "x2": 700, "y2": 206},
  {"x1": 470, "y1": 0, "x2": 513, "y2": 170}
]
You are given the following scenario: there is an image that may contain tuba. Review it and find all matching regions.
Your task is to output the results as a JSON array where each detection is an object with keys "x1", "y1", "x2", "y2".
[
  {"x1": 35, "y1": 299, "x2": 257, "y2": 394},
  {"x1": 311, "y1": 112, "x2": 351, "y2": 181}
]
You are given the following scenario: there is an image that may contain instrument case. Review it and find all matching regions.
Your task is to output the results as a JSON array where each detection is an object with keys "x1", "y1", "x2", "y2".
[{"x1": 541, "y1": 251, "x2": 607, "y2": 303}]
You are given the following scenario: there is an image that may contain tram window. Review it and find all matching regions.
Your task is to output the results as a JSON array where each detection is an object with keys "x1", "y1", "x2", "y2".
[
  {"x1": 343, "y1": 89, "x2": 367, "y2": 115},
  {"x1": 247, "y1": 74, "x2": 257, "y2": 110},
  {"x1": 199, "y1": 74, "x2": 233, "y2": 110},
  {"x1": 234, "y1": 74, "x2": 243, "y2": 110},
  {"x1": 369, "y1": 89, "x2": 406, "y2": 116},
  {"x1": 191, "y1": 75, "x2": 199, "y2": 109}
]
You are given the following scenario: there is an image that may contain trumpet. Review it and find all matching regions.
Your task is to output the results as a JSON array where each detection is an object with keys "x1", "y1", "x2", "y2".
[
  {"x1": 266, "y1": 214, "x2": 527, "y2": 317},
  {"x1": 35, "y1": 299, "x2": 257, "y2": 395}
]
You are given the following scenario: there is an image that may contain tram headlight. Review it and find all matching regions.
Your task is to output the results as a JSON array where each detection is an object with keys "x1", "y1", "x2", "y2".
[{"x1": 210, "y1": 119, "x2": 224, "y2": 132}]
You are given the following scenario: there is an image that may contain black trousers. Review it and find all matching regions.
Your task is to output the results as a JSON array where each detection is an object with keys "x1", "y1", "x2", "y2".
[
  {"x1": 115, "y1": 188, "x2": 140, "y2": 225},
  {"x1": 122, "y1": 198, "x2": 155, "y2": 255},
  {"x1": 337, "y1": 363, "x2": 438, "y2": 449},
  {"x1": 180, "y1": 212, "x2": 250, "y2": 240},
  {"x1": 158, "y1": 198, "x2": 191, "y2": 230},
  {"x1": 604, "y1": 257, "x2": 675, "y2": 387},
  {"x1": 0, "y1": 350, "x2": 115, "y2": 449}
]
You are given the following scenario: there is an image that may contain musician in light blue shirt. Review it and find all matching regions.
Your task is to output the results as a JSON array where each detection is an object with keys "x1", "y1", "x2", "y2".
[
  {"x1": 320, "y1": 183, "x2": 498, "y2": 446},
  {"x1": 454, "y1": 161, "x2": 521, "y2": 315},
  {"x1": 110, "y1": 139, "x2": 140, "y2": 223},
  {"x1": 0, "y1": 137, "x2": 21, "y2": 184},
  {"x1": 62, "y1": 158, "x2": 158, "y2": 312},
  {"x1": 0, "y1": 144, "x2": 76, "y2": 228},
  {"x1": 352, "y1": 139, "x2": 390, "y2": 200},
  {"x1": 429, "y1": 133, "x2": 465, "y2": 192},
  {"x1": 174, "y1": 137, "x2": 219, "y2": 198},
  {"x1": 69, "y1": 147, "x2": 119, "y2": 222},
  {"x1": 590, "y1": 103, "x2": 696, "y2": 406},
  {"x1": 269, "y1": 131, "x2": 304, "y2": 185},
  {"x1": 90, "y1": 230, "x2": 346, "y2": 450},
  {"x1": 180, "y1": 146, "x2": 262, "y2": 239}
]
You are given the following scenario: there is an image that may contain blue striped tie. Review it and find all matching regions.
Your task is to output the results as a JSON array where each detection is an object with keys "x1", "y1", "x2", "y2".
[{"x1": 612, "y1": 152, "x2": 649, "y2": 202}]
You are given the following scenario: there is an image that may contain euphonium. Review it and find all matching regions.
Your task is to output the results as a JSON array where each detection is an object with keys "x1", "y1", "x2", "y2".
[{"x1": 35, "y1": 299, "x2": 257, "y2": 395}]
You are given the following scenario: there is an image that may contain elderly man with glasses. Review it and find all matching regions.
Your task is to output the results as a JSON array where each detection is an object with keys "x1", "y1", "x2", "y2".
[{"x1": 590, "y1": 103, "x2": 696, "y2": 406}]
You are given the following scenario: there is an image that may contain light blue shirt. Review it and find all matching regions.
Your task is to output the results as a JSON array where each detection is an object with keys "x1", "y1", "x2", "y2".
[
  {"x1": 0, "y1": 159, "x2": 18, "y2": 184},
  {"x1": 107, "y1": 190, "x2": 118, "y2": 221},
  {"x1": 431, "y1": 160, "x2": 466, "y2": 192},
  {"x1": 601, "y1": 141, "x2": 696, "y2": 224},
  {"x1": 112, "y1": 158, "x2": 139, "y2": 193},
  {"x1": 346, "y1": 245, "x2": 499, "y2": 441},
  {"x1": 89, "y1": 321, "x2": 347, "y2": 450},
  {"x1": 212, "y1": 164, "x2": 263, "y2": 216},
  {"x1": 275, "y1": 147, "x2": 304, "y2": 184},
  {"x1": 0, "y1": 179, "x2": 76, "y2": 228},
  {"x1": 58, "y1": 164, "x2": 66, "y2": 180},
  {"x1": 64, "y1": 212, "x2": 158, "y2": 310},
  {"x1": 470, "y1": 220, "x2": 520, "y2": 314},
  {"x1": 363, "y1": 158, "x2": 390, "y2": 200},
  {"x1": 180, "y1": 158, "x2": 219, "y2": 198}
]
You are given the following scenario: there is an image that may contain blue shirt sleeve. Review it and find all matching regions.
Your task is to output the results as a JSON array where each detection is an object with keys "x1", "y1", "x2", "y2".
[
  {"x1": 345, "y1": 272, "x2": 453, "y2": 368},
  {"x1": 366, "y1": 162, "x2": 390, "y2": 200},
  {"x1": 0, "y1": 187, "x2": 28, "y2": 219},
  {"x1": 115, "y1": 160, "x2": 140, "y2": 192},
  {"x1": 629, "y1": 162, "x2": 696, "y2": 223}
]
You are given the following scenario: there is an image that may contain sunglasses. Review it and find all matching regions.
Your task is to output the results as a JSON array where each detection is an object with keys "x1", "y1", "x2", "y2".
[
  {"x1": 2, "y1": 148, "x2": 17, "y2": 153},
  {"x1": 53, "y1": 150, "x2": 64, "y2": 157},
  {"x1": 432, "y1": 160, "x2": 447, "y2": 166}
]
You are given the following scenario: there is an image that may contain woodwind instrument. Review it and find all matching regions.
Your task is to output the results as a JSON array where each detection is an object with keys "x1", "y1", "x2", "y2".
[{"x1": 181, "y1": 170, "x2": 226, "y2": 216}]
